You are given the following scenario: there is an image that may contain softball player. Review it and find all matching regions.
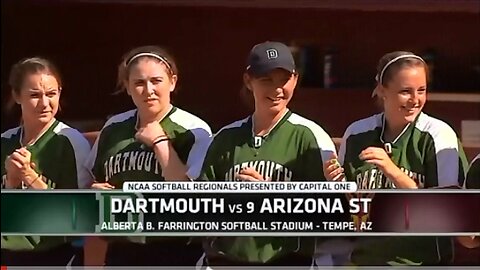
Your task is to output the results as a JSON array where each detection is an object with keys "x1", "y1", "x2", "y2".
[
  {"x1": 1, "y1": 57, "x2": 91, "y2": 265},
  {"x1": 85, "y1": 45, "x2": 212, "y2": 266},
  {"x1": 200, "y1": 41, "x2": 341, "y2": 266},
  {"x1": 325, "y1": 51, "x2": 469, "y2": 265}
]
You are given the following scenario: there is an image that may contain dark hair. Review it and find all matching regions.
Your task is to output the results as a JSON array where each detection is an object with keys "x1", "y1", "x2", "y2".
[
  {"x1": 376, "y1": 51, "x2": 429, "y2": 87},
  {"x1": 9, "y1": 57, "x2": 62, "y2": 95},
  {"x1": 116, "y1": 45, "x2": 178, "y2": 93}
]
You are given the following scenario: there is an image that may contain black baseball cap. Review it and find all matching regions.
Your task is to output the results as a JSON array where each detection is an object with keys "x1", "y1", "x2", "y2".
[{"x1": 246, "y1": 41, "x2": 296, "y2": 76}]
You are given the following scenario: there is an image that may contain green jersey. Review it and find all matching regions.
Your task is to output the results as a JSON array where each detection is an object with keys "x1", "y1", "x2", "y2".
[
  {"x1": 200, "y1": 109, "x2": 337, "y2": 263},
  {"x1": 339, "y1": 112, "x2": 468, "y2": 265},
  {"x1": 86, "y1": 106, "x2": 212, "y2": 186},
  {"x1": 339, "y1": 112, "x2": 468, "y2": 189},
  {"x1": 1, "y1": 119, "x2": 91, "y2": 251},
  {"x1": 85, "y1": 106, "x2": 211, "y2": 245},
  {"x1": 466, "y1": 154, "x2": 480, "y2": 189}
]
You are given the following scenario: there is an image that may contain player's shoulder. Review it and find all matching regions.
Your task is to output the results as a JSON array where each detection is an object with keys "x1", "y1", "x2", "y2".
[
  {"x1": 414, "y1": 112, "x2": 459, "y2": 150},
  {"x1": 169, "y1": 106, "x2": 212, "y2": 135},
  {"x1": 103, "y1": 109, "x2": 137, "y2": 130},
  {"x1": 344, "y1": 113, "x2": 383, "y2": 138},
  {"x1": 53, "y1": 121, "x2": 91, "y2": 150},
  {"x1": 214, "y1": 116, "x2": 250, "y2": 137},
  {"x1": 286, "y1": 112, "x2": 331, "y2": 136},
  {"x1": 1, "y1": 126, "x2": 21, "y2": 140},
  {"x1": 287, "y1": 112, "x2": 335, "y2": 149},
  {"x1": 415, "y1": 112, "x2": 457, "y2": 138}
]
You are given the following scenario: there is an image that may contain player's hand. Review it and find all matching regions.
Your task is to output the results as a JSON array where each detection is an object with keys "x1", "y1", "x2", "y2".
[
  {"x1": 4, "y1": 154, "x2": 22, "y2": 188},
  {"x1": 323, "y1": 153, "x2": 345, "y2": 181},
  {"x1": 135, "y1": 122, "x2": 167, "y2": 147},
  {"x1": 359, "y1": 147, "x2": 398, "y2": 175},
  {"x1": 7, "y1": 148, "x2": 39, "y2": 184},
  {"x1": 91, "y1": 182, "x2": 115, "y2": 189},
  {"x1": 236, "y1": 167, "x2": 270, "y2": 182}
]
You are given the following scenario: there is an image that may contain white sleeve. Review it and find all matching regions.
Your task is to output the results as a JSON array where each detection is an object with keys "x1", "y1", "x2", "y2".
[
  {"x1": 59, "y1": 127, "x2": 92, "y2": 189},
  {"x1": 432, "y1": 128, "x2": 464, "y2": 187},
  {"x1": 186, "y1": 126, "x2": 213, "y2": 180}
]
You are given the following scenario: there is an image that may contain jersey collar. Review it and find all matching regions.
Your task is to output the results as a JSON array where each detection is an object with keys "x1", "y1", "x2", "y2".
[
  {"x1": 380, "y1": 112, "x2": 422, "y2": 145},
  {"x1": 19, "y1": 118, "x2": 58, "y2": 148},
  {"x1": 250, "y1": 109, "x2": 291, "y2": 140},
  {"x1": 134, "y1": 105, "x2": 175, "y2": 131}
]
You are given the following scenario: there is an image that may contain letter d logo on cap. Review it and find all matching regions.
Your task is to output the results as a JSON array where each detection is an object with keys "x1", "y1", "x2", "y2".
[{"x1": 266, "y1": 49, "x2": 278, "y2": 59}]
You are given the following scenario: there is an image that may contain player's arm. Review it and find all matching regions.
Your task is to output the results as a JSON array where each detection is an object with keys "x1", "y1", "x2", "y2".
[
  {"x1": 4, "y1": 148, "x2": 48, "y2": 189},
  {"x1": 1, "y1": 137, "x2": 21, "y2": 189},
  {"x1": 356, "y1": 143, "x2": 418, "y2": 189},
  {"x1": 424, "y1": 136, "x2": 468, "y2": 188},
  {"x1": 177, "y1": 125, "x2": 213, "y2": 181},
  {"x1": 150, "y1": 130, "x2": 211, "y2": 181},
  {"x1": 135, "y1": 121, "x2": 188, "y2": 181},
  {"x1": 304, "y1": 143, "x2": 335, "y2": 180},
  {"x1": 323, "y1": 137, "x2": 345, "y2": 181},
  {"x1": 362, "y1": 146, "x2": 419, "y2": 189},
  {"x1": 58, "y1": 130, "x2": 92, "y2": 189},
  {"x1": 150, "y1": 139, "x2": 189, "y2": 180},
  {"x1": 136, "y1": 121, "x2": 212, "y2": 181},
  {"x1": 2, "y1": 150, "x2": 20, "y2": 189},
  {"x1": 302, "y1": 127, "x2": 337, "y2": 180}
]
